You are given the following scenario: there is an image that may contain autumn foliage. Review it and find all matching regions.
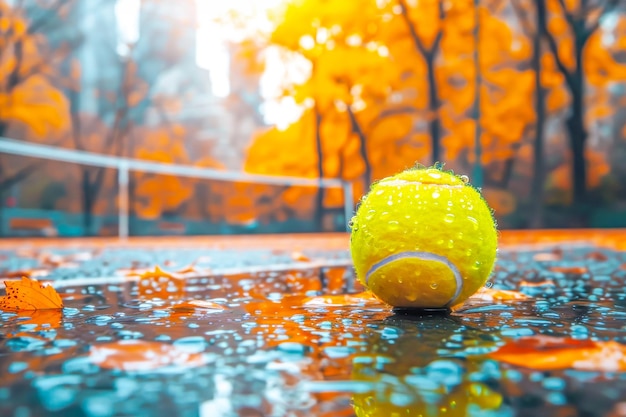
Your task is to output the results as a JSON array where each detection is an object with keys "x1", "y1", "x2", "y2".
[
  {"x1": 1, "y1": 0, "x2": 626, "y2": 232},
  {"x1": 242, "y1": 0, "x2": 626, "y2": 229}
]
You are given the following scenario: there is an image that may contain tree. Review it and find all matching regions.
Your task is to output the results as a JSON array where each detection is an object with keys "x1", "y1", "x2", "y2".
[
  {"x1": 240, "y1": 0, "x2": 626, "y2": 229},
  {"x1": 0, "y1": 0, "x2": 71, "y2": 194},
  {"x1": 537, "y1": 0, "x2": 621, "y2": 207},
  {"x1": 265, "y1": 0, "x2": 393, "y2": 227},
  {"x1": 67, "y1": 47, "x2": 149, "y2": 235},
  {"x1": 397, "y1": 0, "x2": 445, "y2": 164}
]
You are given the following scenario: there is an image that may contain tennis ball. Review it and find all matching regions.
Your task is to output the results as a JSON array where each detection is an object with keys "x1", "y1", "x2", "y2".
[{"x1": 350, "y1": 165, "x2": 497, "y2": 309}]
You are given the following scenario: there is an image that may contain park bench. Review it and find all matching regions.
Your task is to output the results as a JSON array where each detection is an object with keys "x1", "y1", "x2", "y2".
[{"x1": 9, "y1": 218, "x2": 58, "y2": 237}]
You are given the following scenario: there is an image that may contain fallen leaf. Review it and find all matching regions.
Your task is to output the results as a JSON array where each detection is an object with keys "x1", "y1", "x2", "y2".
[
  {"x1": 548, "y1": 266, "x2": 588, "y2": 274},
  {"x1": 489, "y1": 336, "x2": 626, "y2": 371},
  {"x1": 586, "y1": 251, "x2": 609, "y2": 261},
  {"x1": 176, "y1": 262, "x2": 200, "y2": 274},
  {"x1": 519, "y1": 279, "x2": 556, "y2": 288},
  {"x1": 0, "y1": 277, "x2": 63, "y2": 311},
  {"x1": 89, "y1": 340, "x2": 207, "y2": 371},
  {"x1": 533, "y1": 252, "x2": 562, "y2": 261},
  {"x1": 136, "y1": 266, "x2": 185, "y2": 300},
  {"x1": 170, "y1": 299, "x2": 227, "y2": 311},
  {"x1": 138, "y1": 265, "x2": 178, "y2": 280},
  {"x1": 303, "y1": 292, "x2": 380, "y2": 307},
  {"x1": 291, "y1": 251, "x2": 311, "y2": 262},
  {"x1": 471, "y1": 288, "x2": 531, "y2": 301}
]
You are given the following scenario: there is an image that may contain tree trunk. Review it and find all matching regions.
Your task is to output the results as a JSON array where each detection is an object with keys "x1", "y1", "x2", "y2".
[
  {"x1": 567, "y1": 72, "x2": 587, "y2": 209},
  {"x1": 313, "y1": 107, "x2": 324, "y2": 231},
  {"x1": 529, "y1": 3, "x2": 546, "y2": 228},
  {"x1": 82, "y1": 171, "x2": 93, "y2": 236},
  {"x1": 471, "y1": 0, "x2": 483, "y2": 187},
  {"x1": 426, "y1": 55, "x2": 441, "y2": 164},
  {"x1": 346, "y1": 105, "x2": 372, "y2": 187}
]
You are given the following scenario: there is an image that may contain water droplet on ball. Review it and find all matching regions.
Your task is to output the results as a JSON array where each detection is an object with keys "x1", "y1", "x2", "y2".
[
  {"x1": 430, "y1": 282, "x2": 439, "y2": 289},
  {"x1": 428, "y1": 172, "x2": 442, "y2": 180},
  {"x1": 444, "y1": 214, "x2": 455, "y2": 223},
  {"x1": 432, "y1": 191, "x2": 440, "y2": 198},
  {"x1": 460, "y1": 175, "x2": 469, "y2": 183},
  {"x1": 388, "y1": 221, "x2": 400, "y2": 230}
]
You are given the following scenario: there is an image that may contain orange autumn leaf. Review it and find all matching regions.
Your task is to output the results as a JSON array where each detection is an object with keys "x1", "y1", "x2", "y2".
[
  {"x1": 0, "y1": 277, "x2": 63, "y2": 311},
  {"x1": 489, "y1": 336, "x2": 626, "y2": 372},
  {"x1": 176, "y1": 263, "x2": 199, "y2": 274},
  {"x1": 471, "y1": 288, "x2": 531, "y2": 301},
  {"x1": 137, "y1": 265, "x2": 178, "y2": 280},
  {"x1": 303, "y1": 291, "x2": 381, "y2": 307},
  {"x1": 136, "y1": 266, "x2": 185, "y2": 300},
  {"x1": 291, "y1": 251, "x2": 311, "y2": 262},
  {"x1": 89, "y1": 340, "x2": 207, "y2": 371},
  {"x1": 169, "y1": 299, "x2": 227, "y2": 311}
]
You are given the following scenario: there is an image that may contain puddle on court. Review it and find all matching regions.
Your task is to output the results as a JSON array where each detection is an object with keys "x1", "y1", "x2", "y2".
[{"x1": 2, "y1": 244, "x2": 626, "y2": 417}]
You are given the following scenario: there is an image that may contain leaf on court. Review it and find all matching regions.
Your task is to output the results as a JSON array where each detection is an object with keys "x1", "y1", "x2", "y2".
[
  {"x1": 471, "y1": 288, "x2": 530, "y2": 301},
  {"x1": 89, "y1": 340, "x2": 207, "y2": 371},
  {"x1": 136, "y1": 266, "x2": 185, "y2": 300},
  {"x1": 176, "y1": 262, "x2": 201, "y2": 274},
  {"x1": 489, "y1": 336, "x2": 626, "y2": 371},
  {"x1": 170, "y1": 299, "x2": 227, "y2": 311},
  {"x1": 291, "y1": 251, "x2": 311, "y2": 262},
  {"x1": 138, "y1": 265, "x2": 178, "y2": 280},
  {"x1": 0, "y1": 277, "x2": 63, "y2": 311},
  {"x1": 303, "y1": 292, "x2": 381, "y2": 307}
]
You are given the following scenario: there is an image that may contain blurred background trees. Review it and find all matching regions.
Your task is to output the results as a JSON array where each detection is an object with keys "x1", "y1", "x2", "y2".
[{"x1": 0, "y1": 0, "x2": 625, "y2": 236}]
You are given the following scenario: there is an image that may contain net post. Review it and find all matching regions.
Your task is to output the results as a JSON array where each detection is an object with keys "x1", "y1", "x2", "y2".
[
  {"x1": 118, "y1": 161, "x2": 129, "y2": 240},
  {"x1": 342, "y1": 180, "x2": 354, "y2": 232}
]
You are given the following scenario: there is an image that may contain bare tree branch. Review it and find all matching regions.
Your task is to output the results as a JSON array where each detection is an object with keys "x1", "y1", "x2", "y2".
[
  {"x1": 398, "y1": 0, "x2": 428, "y2": 57},
  {"x1": 556, "y1": 0, "x2": 576, "y2": 29},
  {"x1": 430, "y1": 0, "x2": 445, "y2": 59},
  {"x1": 538, "y1": 0, "x2": 575, "y2": 90}
]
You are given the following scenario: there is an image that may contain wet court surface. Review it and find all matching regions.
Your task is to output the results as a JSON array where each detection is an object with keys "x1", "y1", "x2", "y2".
[{"x1": 1, "y1": 231, "x2": 626, "y2": 417}]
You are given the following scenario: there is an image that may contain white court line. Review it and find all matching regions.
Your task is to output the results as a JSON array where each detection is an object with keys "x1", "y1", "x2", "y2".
[{"x1": 35, "y1": 259, "x2": 353, "y2": 288}]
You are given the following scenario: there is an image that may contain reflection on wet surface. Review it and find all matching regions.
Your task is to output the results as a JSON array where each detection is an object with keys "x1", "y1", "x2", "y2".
[{"x1": 1, "y1": 242, "x2": 626, "y2": 417}]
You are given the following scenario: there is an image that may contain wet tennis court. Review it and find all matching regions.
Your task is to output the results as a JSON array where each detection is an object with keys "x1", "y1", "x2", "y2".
[{"x1": 1, "y1": 231, "x2": 626, "y2": 417}]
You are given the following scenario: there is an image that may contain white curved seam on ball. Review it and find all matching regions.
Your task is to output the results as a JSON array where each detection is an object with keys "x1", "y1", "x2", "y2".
[
  {"x1": 379, "y1": 180, "x2": 464, "y2": 188},
  {"x1": 365, "y1": 251, "x2": 463, "y2": 307}
]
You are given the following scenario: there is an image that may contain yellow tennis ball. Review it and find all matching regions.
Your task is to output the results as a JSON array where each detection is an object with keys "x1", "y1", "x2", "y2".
[{"x1": 350, "y1": 165, "x2": 497, "y2": 309}]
